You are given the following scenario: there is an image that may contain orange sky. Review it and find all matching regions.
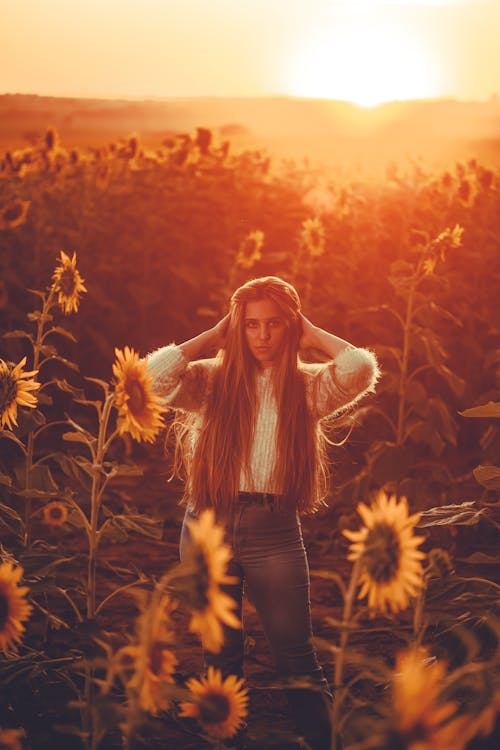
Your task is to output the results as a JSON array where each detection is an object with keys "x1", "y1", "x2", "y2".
[{"x1": 1, "y1": 0, "x2": 499, "y2": 105}]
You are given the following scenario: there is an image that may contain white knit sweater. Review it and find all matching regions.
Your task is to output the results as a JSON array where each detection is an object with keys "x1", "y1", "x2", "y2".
[{"x1": 146, "y1": 343, "x2": 380, "y2": 493}]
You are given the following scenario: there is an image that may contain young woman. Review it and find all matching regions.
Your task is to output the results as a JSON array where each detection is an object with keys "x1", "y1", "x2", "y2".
[{"x1": 146, "y1": 276, "x2": 380, "y2": 750}]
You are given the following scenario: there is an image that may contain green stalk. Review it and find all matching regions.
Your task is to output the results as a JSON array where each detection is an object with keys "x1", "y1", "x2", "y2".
[
  {"x1": 83, "y1": 392, "x2": 114, "y2": 750},
  {"x1": 395, "y1": 274, "x2": 416, "y2": 449},
  {"x1": 24, "y1": 287, "x2": 55, "y2": 547},
  {"x1": 331, "y1": 558, "x2": 361, "y2": 750},
  {"x1": 86, "y1": 392, "x2": 114, "y2": 620}
]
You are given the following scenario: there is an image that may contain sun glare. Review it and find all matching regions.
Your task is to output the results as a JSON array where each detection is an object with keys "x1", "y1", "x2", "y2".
[{"x1": 289, "y1": 16, "x2": 443, "y2": 107}]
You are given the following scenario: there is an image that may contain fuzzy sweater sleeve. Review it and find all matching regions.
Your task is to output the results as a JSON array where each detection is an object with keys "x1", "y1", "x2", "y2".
[
  {"x1": 306, "y1": 346, "x2": 381, "y2": 420},
  {"x1": 145, "y1": 343, "x2": 212, "y2": 413}
]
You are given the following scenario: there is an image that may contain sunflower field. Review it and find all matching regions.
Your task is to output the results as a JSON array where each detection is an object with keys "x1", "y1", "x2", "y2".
[{"x1": 0, "y1": 125, "x2": 499, "y2": 750}]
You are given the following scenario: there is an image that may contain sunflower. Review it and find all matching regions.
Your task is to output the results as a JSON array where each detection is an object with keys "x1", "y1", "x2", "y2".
[
  {"x1": 112, "y1": 346, "x2": 167, "y2": 443},
  {"x1": 116, "y1": 595, "x2": 178, "y2": 715},
  {"x1": 0, "y1": 562, "x2": 32, "y2": 654},
  {"x1": 392, "y1": 647, "x2": 470, "y2": 750},
  {"x1": 170, "y1": 509, "x2": 241, "y2": 653},
  {"x1": 42, "y1": 501, "x2": 68, "y2": 527},
  {"x1": 120, "y1": 642, "x2": 178, "y2": 715},
  {"x1": 0, "y1": 727, "x2": 25, "y2": 750},
  {"x1": 343, "y1": 491, "x2": 425, "y2": 614},
  {"x1": 0, "y1": 357, "x2": 40, "y2": 431},
  {"x1": 0, "y1": 199, "x2": 30, "y2": 231},
  {"x1": 51, "y1": 250, "x2": 87, "y2": 315},
  {"x1": 236, "y1": 230, "x2": 264, "y2": 269},
  {"x1": 179, "y1": 666, "x2": 249, "y2": 739},
  {"x1": 301, "y1": 217, "x2": 325, "y2": 257}
]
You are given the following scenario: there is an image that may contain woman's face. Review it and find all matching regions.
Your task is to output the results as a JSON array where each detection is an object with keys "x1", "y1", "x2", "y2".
[{"x1": 244, "y1": 298, "x2": 288, "y2": 368}]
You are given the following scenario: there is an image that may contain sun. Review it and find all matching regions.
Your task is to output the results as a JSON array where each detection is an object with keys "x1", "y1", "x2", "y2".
[{"x1": 289, "y1": 13, "x2": 443, "y2": 107}]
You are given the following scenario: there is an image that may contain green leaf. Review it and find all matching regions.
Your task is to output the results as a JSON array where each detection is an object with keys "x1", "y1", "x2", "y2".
[
  {"x1": 0, "y1": 501, "x2": 22, "y2": 522},
  {"x1": 428, "y1": 398, "x2": 458, "y2": 446},
  {"x1": 460, "y1": 402, "x2": 500, "y2": 419},
  {"x1": 109, "y1": 511, "x2": 163, "y2": 540},
  {"x1": 456, "y1": 552, "x2": 500, "y2": 565},
  {"x1": 0, "y1": 430, "x2": 27, "y2": 454},
  {"x1": 37, "y1": 392, "x2": 53, "y2": 406},
  {"x1": 52, "y1": 378, "x2": 86, "y2": 399},
  {"x1": 63, "y1": 432, "x2": 93, "y2": 447},
  {"x1": 40, "y1": 354, "x2": 79, "y2": 372},
  {"x1": 84, "y1": 376, "x2": 110, "y2": 393},
  {"x1": 27, "y1": 464, "x2": 59, "y2": 492},
  {"x1": 108, "y1": 463, "x2": 144, "y2": 478},
  {"x1": 415, "y1": 327, "x2": 447, "y2": 367},
  {"x1": 44, "y1": 326, "x2": 78, "y2": 342},
  {"x1": 418, "y1": 502, "x2": 487, "y2": 527},
  {"x1": 0, "y1": 472, "x2": 12, "y2": 486},
  {"x1": 473, "y1": 464, "x2": 500, "y2": 490},
  {"x1": 2, "y1": 330, "x2": 34, "y2": 343},
  {"x1": 405, "y1": 381, "x2": 428, "y2": 405},
  {"x1": 427, "y1": 301, "x2": 464, "y2": 328},
  {"x1": 435, "y1": 363, "x2": 466, "y2": 398},
  {"x1": 405, "y1": 421, "x2": 446, "y2": 456}
]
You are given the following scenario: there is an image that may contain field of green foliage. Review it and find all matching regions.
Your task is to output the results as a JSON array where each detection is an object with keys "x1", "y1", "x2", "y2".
[{"x1": 0, "y1": 127, "x2": 498, "y2": 750}]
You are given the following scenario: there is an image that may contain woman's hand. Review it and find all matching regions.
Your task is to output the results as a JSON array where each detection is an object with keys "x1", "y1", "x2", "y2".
[
  {"x1": 298, "y1": 313, "x2": 319, "y2": 350},
  {"x1": 212, "y1": 313, "x2": 230, "y2": 350},
  {"x1": 299, "y1": 313, "x2": 356, "y2": 359}
]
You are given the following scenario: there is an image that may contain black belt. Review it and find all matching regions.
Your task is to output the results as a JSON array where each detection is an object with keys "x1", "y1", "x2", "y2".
[{"x1": 238, "y1": 491, "x2": 282, "y2": 506}]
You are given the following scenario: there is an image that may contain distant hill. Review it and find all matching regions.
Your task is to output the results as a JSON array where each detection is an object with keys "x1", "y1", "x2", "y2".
[{"x1": 1, "y1": 92, "x2": 499, "y2": 168}]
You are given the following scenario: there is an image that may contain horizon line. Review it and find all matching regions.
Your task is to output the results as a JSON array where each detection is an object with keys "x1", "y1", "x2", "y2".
[{"x1": 1, "y1": 90, "x2": 500, "y2": 110}]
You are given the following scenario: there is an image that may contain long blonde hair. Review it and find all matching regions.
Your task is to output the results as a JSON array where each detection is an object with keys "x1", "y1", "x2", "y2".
[{"x1": 172, "y1": 276, "x2": 329, "y2": 514}]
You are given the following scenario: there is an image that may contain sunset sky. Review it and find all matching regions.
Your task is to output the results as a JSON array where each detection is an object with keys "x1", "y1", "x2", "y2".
[{"x1": 1, "y1": 0, "x2": 499, "y2": 107}]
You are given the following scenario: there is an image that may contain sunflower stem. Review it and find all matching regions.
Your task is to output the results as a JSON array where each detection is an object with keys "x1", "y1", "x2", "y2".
[
  {"x1": 86, "y1": 393, "x2": 114, "y2": 620},
  {"x1": 23, "y1": 288, "x2": 55, "y2": 547},
  {"x1": 331, "y1": 557, "x2": 361, "y2": 750}
]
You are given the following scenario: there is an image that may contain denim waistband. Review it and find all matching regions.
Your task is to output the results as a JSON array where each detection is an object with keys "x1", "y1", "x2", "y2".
[{"x1": 238, "y1": 491, "x2": 283, "y2": 506}]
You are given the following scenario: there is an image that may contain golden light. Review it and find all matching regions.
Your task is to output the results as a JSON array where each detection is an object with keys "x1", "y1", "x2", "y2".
[{"x1": 289, "y1": 6, "x2": 445, "y2": 107}]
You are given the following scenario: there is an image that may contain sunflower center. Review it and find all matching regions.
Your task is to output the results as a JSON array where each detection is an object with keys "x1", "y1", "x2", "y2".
[
  {"x1": 401, "y1": 722, "x2": 430, "y2": 745},
  {"x1": 199, "y1": 690, "x2": 231, "y2": 724},
  {"x1": 126, "y1": 377, "x2": 147, "y2": 415},
  {"x1": 0, "y1": 370, "x2": 17, "y2": 411},
  {"x1": 363, "y1": 522, "x2": 400, "y2": 583},
  {"x1": 0, "y1": 591, "x2": 9, "y2": 629},
  {"x1": 3, "y1": 203, "x2": 23, "y2": 222},
  {"x1": 192, "y1": 548, "x2": 211, "y2": 610},
  {"x1": 58, "y1": 268, "x2": 77, "y2": 296}
]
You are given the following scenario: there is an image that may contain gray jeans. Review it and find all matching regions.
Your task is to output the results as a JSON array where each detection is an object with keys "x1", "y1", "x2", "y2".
[{"x1": 179, "y1": 495, "x2": 335, "y2": 750}]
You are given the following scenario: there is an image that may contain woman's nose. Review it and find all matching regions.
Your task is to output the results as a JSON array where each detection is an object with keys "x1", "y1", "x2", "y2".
[{"x1": 259, "y1": 324, "x2": 270, "y2": 340}]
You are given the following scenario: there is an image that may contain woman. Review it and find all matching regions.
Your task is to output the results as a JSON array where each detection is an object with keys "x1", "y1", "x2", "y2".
[{"x1": 146, "y1": 276, "x2": 380, "y2": 750}]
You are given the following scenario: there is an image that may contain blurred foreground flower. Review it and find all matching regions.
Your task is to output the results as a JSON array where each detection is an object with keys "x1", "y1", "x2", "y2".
[
  {"x1": 118, "y1": 643, "x2": 178, "y2": 715},
  {"x1": 301, "y1": 217, "x2": 325, "y2": 257},
  {"x1": 236, "y1": 230, "x2": 264, "y2": 269},
  {"x1": 116, "y1": 594, "x2": 178, "y2": 715},
  {"x1": 169, "y1": 509, "x2": 240, "y2": 652},
  {"x1": 0, "y1": 199, "x2": 30, "y2": 231},
  {"x1": 0, "y1": 357, "x2": 40, "y2": 430},
  {"x1": 0, "y1": 727, "x2": 25, "y2": 750},
  {"x1": 344, "y1": 491, "x2": 425, "y2": 614},
  {"x1": 0, "y1": 562, "x2": 32, "y2": 653},
  {"x1": 112, "y1": 346, "x2": 167, "y2": 443},
  {"x1": 392, "y1": 647, "x2": 470, "y2": 750},
  {"x1": 51, "y1": 250, "x2": 87, "y2": 314},
  {"x1": 42, "y1": 501, "x2": 68, "y2": 527},
  {"x1": 179, "y1": 665, "x2": 248, "y2": 739}
]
